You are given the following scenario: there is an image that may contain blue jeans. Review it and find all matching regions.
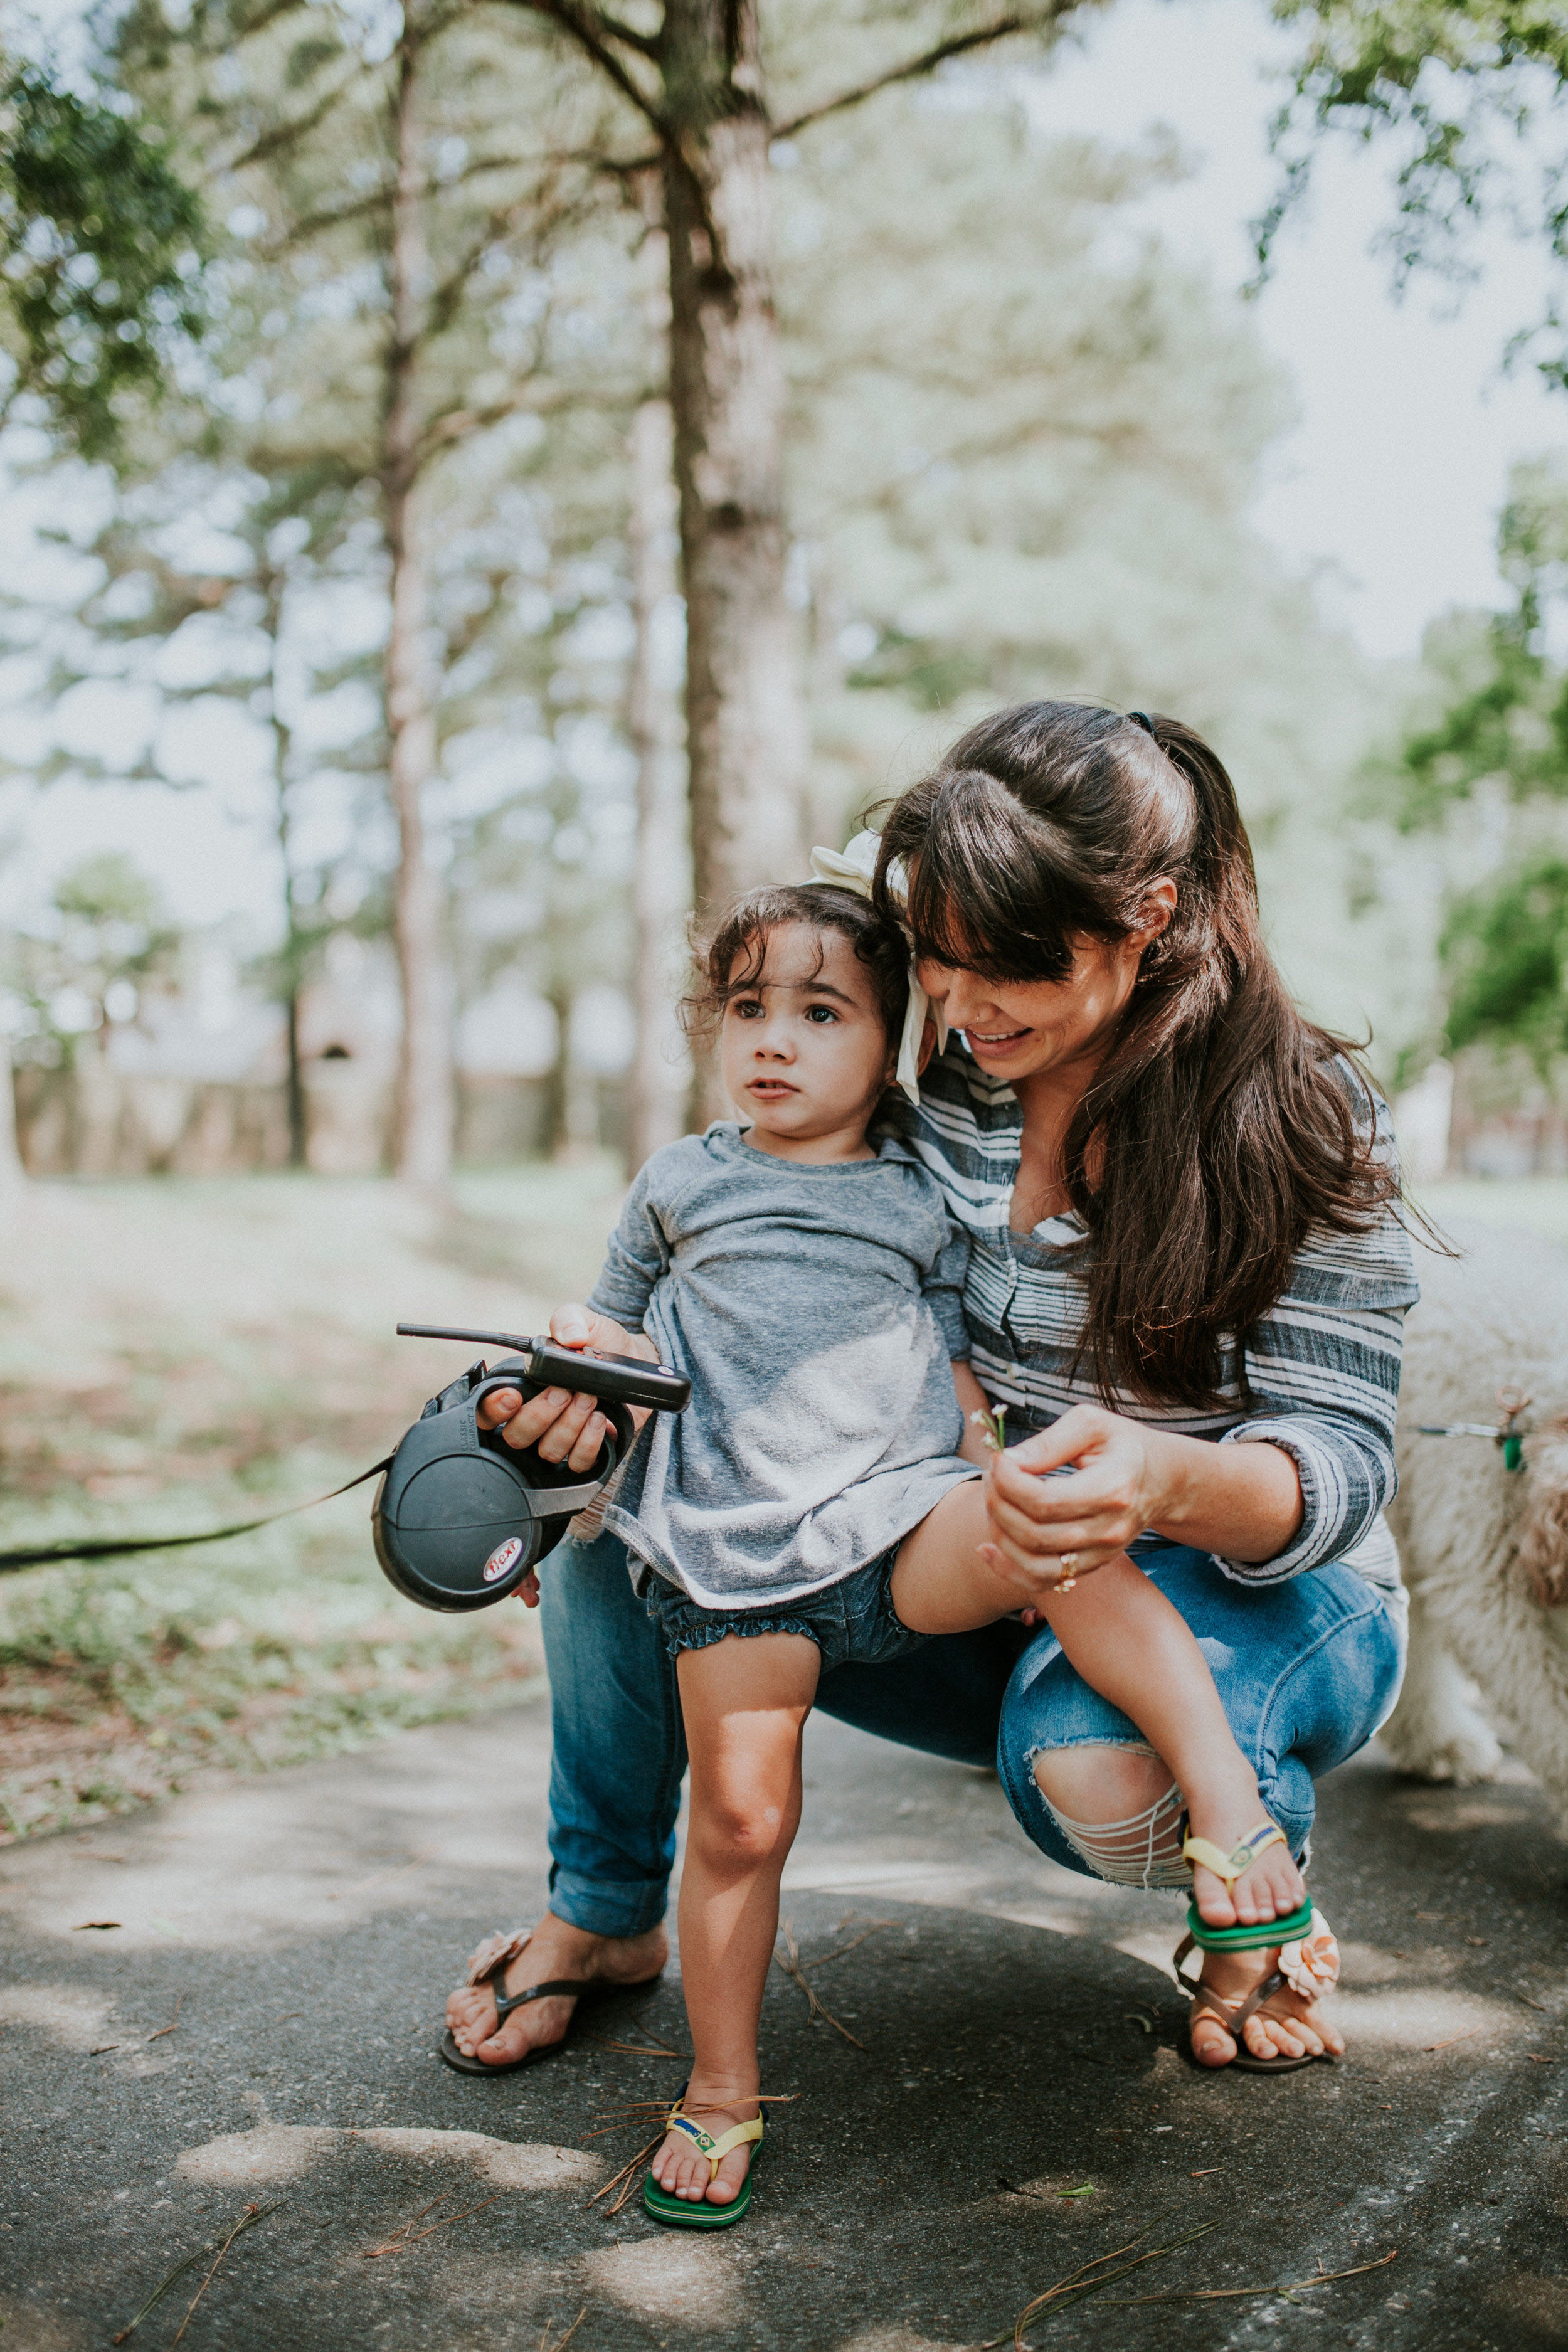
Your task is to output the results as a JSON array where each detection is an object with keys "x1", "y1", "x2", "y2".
[{"x1": 538, "y1": 1529, "x2": 1404, "y2": 1936}]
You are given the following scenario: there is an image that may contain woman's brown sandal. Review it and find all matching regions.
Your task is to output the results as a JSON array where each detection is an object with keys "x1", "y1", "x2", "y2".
[
  {"x1": 440, "y1": 1928, "x2": 664, "y2": 2075},
  {"x1": 1173, "y1": 1897, "x2": 1340, "y2": 2075}
]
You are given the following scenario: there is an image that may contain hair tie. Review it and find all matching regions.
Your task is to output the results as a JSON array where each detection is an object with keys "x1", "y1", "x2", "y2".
[{"x1": 1127, "y1": 709, "x2": 1156, "y2": 736}]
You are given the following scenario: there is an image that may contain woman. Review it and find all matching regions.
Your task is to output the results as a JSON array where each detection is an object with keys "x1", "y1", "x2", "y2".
[{"x1": 444, "y1": 701, "x2": 1412, "y2": 2074}]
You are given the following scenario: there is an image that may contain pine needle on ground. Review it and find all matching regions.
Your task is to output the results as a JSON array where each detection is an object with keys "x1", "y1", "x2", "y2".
[
  {"x1": 111, "y1": 2202, "x2": 277, "y2": 2344},
  {"x1": 1101, "y1": 2247, "x2": 1398, "y2": 2306},
  {"x1": 775, "y1": 1917, "x2": 870, "y2": 2046},
  {"x1": 361, "y1": 2192, "x2": 503, "y2": 2257},
  {"x1": 983, "y1": 2222, "x2": 1219, "y2": 2348}
]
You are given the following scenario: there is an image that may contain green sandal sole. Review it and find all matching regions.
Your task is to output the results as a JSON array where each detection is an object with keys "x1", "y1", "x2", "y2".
[{"x1": 643, "y1": 2164, "x2": 756, "y2": 2229}]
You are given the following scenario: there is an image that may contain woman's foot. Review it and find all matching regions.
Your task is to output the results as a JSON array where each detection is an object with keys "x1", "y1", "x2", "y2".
[
  {"x1": 444, "y1": 1912, "x2": 667, "y2": 2067},
  {"x1": 1188, "y1": 1942, "x2": 1344, "y2": 2068},
  {"x1": 649, "y1": 2079, "x2": 760, "y2": 2207},
  {"x1": 1183, "y1": 1767, "x2": 1305, "y2": 1929}
]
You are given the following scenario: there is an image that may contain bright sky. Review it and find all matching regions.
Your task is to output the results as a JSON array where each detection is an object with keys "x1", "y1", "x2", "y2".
[
  {"x1": 3, "y1": 0, "x2": 1565, "y2": 938},
  {"x1": 1027, "y1": 0, "x2": 1564, "y2": 659}
]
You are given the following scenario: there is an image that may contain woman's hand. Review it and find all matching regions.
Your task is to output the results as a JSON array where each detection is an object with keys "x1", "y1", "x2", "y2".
[{"x1": 978, "y1": 1404, "x2": 1175, "y2": 1595}]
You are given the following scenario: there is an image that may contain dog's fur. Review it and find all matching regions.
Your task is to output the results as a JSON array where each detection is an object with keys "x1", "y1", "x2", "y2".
[{"x1": 1383, "y1": 1216, "x2": 1568, "y2": 1825}]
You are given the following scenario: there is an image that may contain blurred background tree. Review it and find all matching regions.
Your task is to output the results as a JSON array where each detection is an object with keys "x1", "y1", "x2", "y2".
[
  {"x1": 1368, "y1": 456, "x2": 1568, "y2": 1077},
  {"x1": 0, "y1": 60, "x2": 203, "y2": 457},
  {"x1": 16, "y1": 0, "x2": 1566, "y2": 1195}
]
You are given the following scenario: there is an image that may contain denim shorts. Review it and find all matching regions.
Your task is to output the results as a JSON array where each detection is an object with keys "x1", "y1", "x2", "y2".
[{"x1": 644, "y1": 1548, "x2": 926, "y2": 1673}]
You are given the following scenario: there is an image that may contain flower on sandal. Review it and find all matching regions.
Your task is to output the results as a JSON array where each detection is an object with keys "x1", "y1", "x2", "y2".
[
  {"x1": 1277, "y1": 1908, "x2": 1339, "y2": 2001},
  {"x1": 465, "y1": 1927, "x2": 529, "y2": 1987}
]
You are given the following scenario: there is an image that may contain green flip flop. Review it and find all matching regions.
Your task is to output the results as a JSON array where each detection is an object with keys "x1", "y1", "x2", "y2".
[{"x1": 642, "y1": 2086, "x2": 765, "y2": 2229}]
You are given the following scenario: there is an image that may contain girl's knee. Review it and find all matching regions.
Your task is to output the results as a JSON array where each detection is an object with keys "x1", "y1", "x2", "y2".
[{"x1": 689, "y1": 1796, "x2": 790, "y2": 1872}]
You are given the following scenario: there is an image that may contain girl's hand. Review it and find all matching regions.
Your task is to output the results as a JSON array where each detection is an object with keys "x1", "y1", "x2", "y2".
[
  {"x1": 476, "y1": 1303, "x2": 658, "y2": 1473},
  {"x1": 978, "y1": 1404, "x2": 1175, "y2": 1594}
]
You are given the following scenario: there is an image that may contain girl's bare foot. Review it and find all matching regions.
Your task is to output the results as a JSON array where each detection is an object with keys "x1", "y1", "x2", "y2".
[
  {"x1": 444, "y1": 1912, "x2": 667, "y2": 2067},
  {"x1": 1188, "y1": 1942, "x2": 1343, "y2": 2067},
  {"x1": 1183, "y1": 1766, "x2": 1305, "y2": 1929},
  {"x1": 649, "y1": 2077, "x2": 760, "y2": 2206}
]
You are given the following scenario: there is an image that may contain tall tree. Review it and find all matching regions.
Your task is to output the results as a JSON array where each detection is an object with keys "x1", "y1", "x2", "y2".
[
  {"x1": 0, "y1": 48, "x2": 206, "y2": 1181},
  {"x1": 486, "y1": 2, "x2": 1078, "y2": 918},
  {"x1": 115, "y1": 0, "x2": 637, "y2": 1180}
]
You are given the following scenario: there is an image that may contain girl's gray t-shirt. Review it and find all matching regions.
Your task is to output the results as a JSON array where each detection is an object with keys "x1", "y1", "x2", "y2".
[{"x1": 587, "y1": 1122, "x2": 977, "y2": 1611}]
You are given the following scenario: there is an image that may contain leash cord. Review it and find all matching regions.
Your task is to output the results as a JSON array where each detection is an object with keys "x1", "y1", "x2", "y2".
[{"x1": 0, "y1": 1458, "x2": 393, "y2": 1576}]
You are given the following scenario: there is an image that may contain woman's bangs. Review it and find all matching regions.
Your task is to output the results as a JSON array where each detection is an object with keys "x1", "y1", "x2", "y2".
[{"x1": 904, "y1": 829, "x2": 1076, "y2": 985}]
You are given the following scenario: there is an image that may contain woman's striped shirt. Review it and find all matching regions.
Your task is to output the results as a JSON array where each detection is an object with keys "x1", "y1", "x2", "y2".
[{"x1": 894, "y1": 1039, "x2": 1419, "y2": 1590}]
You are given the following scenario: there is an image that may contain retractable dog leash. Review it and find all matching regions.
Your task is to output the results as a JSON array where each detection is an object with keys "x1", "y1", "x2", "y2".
[
  {"x1": 1416, "y1": 1385, "x2": 1533, "y2": 1472},
  {"x1": 0, "y1": 1325, "x2": 691, "y2": 1611}
]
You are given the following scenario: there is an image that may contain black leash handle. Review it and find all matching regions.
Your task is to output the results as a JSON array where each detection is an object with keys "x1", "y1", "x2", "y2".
[{"x1": 0, "y1": 1457, "x2": 393, "y2": 1576}]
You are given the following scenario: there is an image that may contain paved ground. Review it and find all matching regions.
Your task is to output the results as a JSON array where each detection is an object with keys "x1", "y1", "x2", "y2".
[{"x1": 1, "y1": 1697, "x2": 1565, "y2": 2352}]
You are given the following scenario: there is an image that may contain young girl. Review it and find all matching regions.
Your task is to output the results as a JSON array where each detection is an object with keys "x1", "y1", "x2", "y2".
[{"x1": 577, "y1": 884, "x2": 1305, "y2": 2228}]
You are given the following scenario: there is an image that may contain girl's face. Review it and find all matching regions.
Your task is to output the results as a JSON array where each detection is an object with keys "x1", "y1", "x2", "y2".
[
  {"x1": 914, "y1": 885, "x2": 1175, "y2": 1088},
  {"x1": 720, "y1": 922, "x2": 896, "y2": 1161}
]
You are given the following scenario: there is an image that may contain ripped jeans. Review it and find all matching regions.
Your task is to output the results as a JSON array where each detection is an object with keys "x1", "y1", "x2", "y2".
[{"x1": 536, "y1": 1530, "x2": 1405, "y2": 1936}]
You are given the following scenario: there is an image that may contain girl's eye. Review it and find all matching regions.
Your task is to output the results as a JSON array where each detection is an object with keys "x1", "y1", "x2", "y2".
[
  {"x1": 733, "y1": 999, "x2": 764, "y2": 1019},
  {"x1": 803, "y1": 1004, "x2": 837, "y2": 1024}
]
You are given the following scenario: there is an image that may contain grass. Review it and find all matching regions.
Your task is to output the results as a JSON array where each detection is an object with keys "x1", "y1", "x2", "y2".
[{"x1": 0, "y1": 1159, "x2": 627, "y2": 1841}]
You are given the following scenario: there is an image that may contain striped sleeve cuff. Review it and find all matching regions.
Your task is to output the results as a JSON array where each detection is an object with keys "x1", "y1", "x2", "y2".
[{"x1": 1211, "y1": 1417, "x2": 1386, "y2": 1585}]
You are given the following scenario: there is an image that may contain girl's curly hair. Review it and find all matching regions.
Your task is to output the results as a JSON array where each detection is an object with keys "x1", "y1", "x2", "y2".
[{"x1": 682, "y1": 883, "x2": 909, "y2": 1047}]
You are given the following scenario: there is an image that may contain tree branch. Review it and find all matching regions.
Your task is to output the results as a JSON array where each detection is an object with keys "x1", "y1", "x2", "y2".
[
  {"x1": 216, "y1": 63, "x2": 366, "y2": 179},
  {"x1": 774, "y1": 12, "x2": 1056, "y2": 140},
  {"x1": 506, "y1": 0, "x2": 672, "y2": 145},
  {"x1": 591, "y1": 9, "x2": 662, "y2": 60}
]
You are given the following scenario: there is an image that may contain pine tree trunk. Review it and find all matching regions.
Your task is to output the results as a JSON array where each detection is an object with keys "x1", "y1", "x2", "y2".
[
  {"x1": 0, "y1": 1047, "x2": 24, "y2": 1190},
  {"x1": 627, "y1": 390, "x2": 694, "y2": 1170},
  {"x1": 661, "y1": 0, "x2": 808, "y2": 918},
  {"x1": 263, "y1": 568, "x2": 309, "y2": 1170},
  {"x1": 384, "y1": 18, "x2": 455, "y2": 1186}
]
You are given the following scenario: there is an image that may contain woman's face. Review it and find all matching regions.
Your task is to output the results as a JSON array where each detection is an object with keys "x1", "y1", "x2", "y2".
[{"x1": 915, "y1": 884, "x2": 1175, "y2": 1088}]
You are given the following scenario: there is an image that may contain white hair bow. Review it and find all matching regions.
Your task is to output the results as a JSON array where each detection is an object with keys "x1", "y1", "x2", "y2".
[{"x1": 808, "y1": 829, "x2": 946, "y2": 1105}]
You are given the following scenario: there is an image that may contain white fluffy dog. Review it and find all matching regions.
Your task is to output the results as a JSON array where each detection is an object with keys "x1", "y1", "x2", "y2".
[{"x1": 1382, "y1": 1215, "x2": 1568, "y2": 1821}]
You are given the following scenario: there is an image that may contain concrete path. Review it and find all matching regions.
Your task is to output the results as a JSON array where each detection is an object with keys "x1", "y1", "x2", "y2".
[{"x1": 1, "y1": 1697, "x2": 1564, "y2": 2351}]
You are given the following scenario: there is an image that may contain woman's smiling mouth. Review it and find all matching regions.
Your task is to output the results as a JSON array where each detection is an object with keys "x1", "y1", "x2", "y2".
[{"x1": 964, "y1": 1025, "x2": 1032, "y2": 1051}]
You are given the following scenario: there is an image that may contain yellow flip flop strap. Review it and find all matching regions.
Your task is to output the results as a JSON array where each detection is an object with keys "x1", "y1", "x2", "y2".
[
  {"x1": 665, "y1": 2107, "x2": 764, "y2": 2182},
  {"x1": 1181, "y1": 1821, "x2": 1286, "y2": 1887}
]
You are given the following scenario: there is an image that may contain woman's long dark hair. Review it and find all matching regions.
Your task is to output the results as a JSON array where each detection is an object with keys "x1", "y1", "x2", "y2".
[{"x1": 875, "y1": 701, "x2": 1398, "y2": 1409}]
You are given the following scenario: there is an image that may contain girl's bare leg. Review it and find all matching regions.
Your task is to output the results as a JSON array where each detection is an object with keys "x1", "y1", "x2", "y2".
[
  {"x1": 892, "y1": 1484, "x2": 1304, "y2": 1929},
  {"x1": 649, "y1": 1632, "x2": 819, "y2": 2207}
]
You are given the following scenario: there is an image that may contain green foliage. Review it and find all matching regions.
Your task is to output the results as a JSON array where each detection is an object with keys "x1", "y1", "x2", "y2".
[
  {"x1": 1379, "y1": 452, "x2": 1568, "y2": 1064},
  {"x1": 0, "y1": 63, "x2": 204, "y2": 453},
  {"x1": 1266, "y1": 0, "x2": 1568, "y2": 378},
  {"x1": 1440, "y1": 852, "x2": 1568, "y2": 1059}
]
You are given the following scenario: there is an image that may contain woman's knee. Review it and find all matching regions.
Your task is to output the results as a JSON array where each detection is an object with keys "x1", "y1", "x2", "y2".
[{"x1": 1030, "y1": 1741, "x2": 1172, "y2": 1818}]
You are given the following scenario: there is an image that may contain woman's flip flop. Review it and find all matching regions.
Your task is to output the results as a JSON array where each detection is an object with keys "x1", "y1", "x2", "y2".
[
  {"x1": 643, "y1": 2085, "x2": 764, "y2": 2228},
  {"x1": 439, "y1": 1928, "x2": 662, "y2": 2075},
  {"x1": 1173, "y1": 1895, "x2": 1341, "y2": 2075}
]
